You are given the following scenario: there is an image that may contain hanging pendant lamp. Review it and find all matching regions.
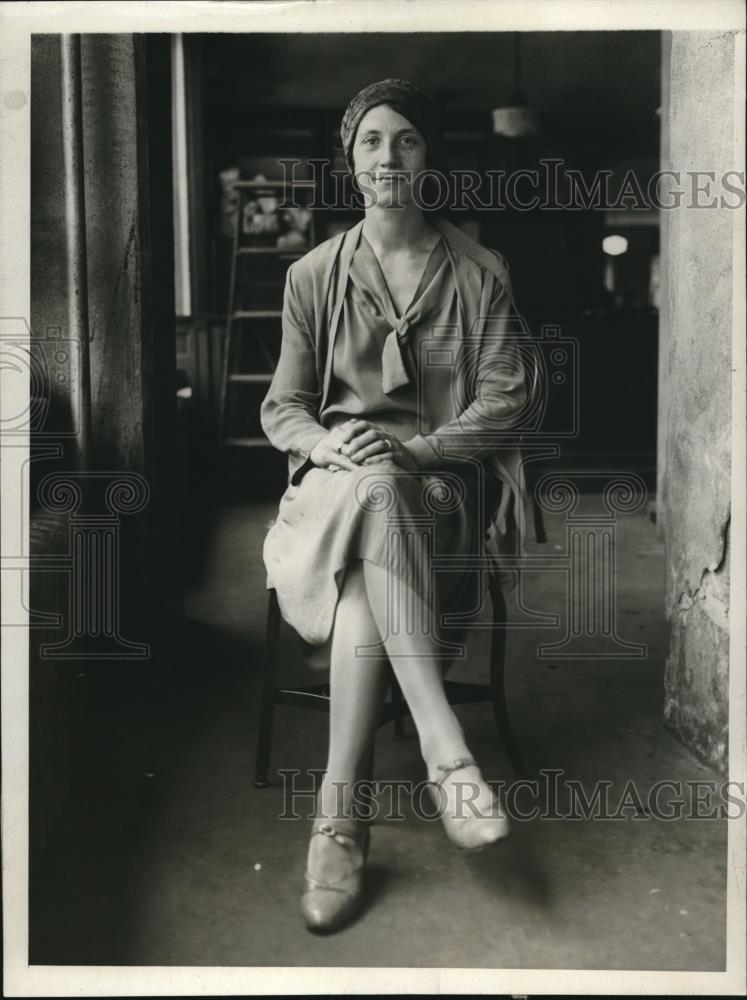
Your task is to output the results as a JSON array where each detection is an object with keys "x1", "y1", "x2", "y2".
[{"x1": 491, "y1": 33, "x2": 540, "y2": 138}]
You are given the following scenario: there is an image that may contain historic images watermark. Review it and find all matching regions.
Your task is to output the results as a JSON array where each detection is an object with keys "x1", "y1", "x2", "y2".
[
  {"x1": 277, "y1": 157, "x2": 747, "y2": 212},
  {"x1": 0, "y1": 317, "x2": 151, "y2": 658},
  {"x1": 278, "y1": 768, "x2": 747, "y2": 823},
  {"x1": 8, "y1": 153, "x2": 740, "y2": 662}
]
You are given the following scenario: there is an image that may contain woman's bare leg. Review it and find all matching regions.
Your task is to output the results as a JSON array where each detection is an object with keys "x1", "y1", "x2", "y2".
[
  {"x1": 360, "y1": 559, "x2": 507, "y2": 847},
  {"x1": 360, "y1": 559, "x2": 471, "y2": 776},
  {"x1": 322, "y1": 563, "x2": 389, "y2": 801},
  {"x1": 308, "y1": 563, "x2": 389, "y2": 880}
]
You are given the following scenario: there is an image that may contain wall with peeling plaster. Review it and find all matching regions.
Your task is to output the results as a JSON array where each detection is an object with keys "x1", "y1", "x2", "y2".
[{"x1": 659, "y1": 32, "x2": 735, "y2": 774}]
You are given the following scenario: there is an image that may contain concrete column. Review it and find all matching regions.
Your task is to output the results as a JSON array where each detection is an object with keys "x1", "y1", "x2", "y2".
[
  {"x1": 78, "y1": 34, "x2": 178, "y2": 643},
  {"x1": 659, "y1": 31, "x2": 737, "y2": 774},
  {"x1": 29, "y1": 35, "x2": 177, "y2": 871},
  {"x1": 655, "y1": 31, "x2": 671, "y2": 538}
]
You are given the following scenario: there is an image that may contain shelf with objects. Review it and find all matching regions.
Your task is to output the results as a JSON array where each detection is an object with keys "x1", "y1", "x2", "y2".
[{"x1": 220, "y1": 172, "x2": 318, "y2": 453}]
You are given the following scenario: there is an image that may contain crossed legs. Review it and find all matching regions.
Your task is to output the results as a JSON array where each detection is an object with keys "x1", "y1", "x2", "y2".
[
  {"x1": 316, "y1": 558, "x2": 470, "y2": 816},
  {"x1": 309, "y1": 557, "x2": 504, "y2": 881}
]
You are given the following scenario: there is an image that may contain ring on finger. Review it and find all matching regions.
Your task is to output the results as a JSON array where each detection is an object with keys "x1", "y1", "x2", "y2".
[{"x1": 382, "y1": 437, "x2": 392, "y2": 452}]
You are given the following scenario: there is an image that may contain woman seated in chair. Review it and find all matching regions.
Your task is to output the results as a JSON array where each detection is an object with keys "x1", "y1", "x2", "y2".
[{"x1": 261, "y1": 79, "x2": 529, "y2": 933}]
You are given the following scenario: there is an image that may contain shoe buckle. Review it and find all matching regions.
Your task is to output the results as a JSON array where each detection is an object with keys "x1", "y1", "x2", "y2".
[{"x1": 316, "y1": 822, "x2": 351, "y2": 847}]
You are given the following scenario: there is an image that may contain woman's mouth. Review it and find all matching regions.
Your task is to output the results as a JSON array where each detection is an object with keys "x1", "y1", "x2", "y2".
[{"x1": 369, "y1": 171, "x2": 410, "y2": 182}]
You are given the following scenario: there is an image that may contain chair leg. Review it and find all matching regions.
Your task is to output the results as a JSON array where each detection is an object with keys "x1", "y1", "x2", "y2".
[
  {"x1": 389, "y1": 674, "x2": 408, "y2": 740},
  {"x1": 531, "y1": 490, "x2": 548, "y2": 544},
  {"x1": 254, "y1": 589, "x2": 281, "y2": 787},
  {"x1": 488, "y1": 577, "x2": 529, "y2": 778},
  {"x1": 363, "y1": 743, "x2": 375, "y2": 783}
]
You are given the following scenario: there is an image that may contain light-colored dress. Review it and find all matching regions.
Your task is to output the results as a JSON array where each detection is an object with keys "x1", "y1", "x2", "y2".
[{"x1": 263, "y1": 229, "x2": 500, "y2": 669}]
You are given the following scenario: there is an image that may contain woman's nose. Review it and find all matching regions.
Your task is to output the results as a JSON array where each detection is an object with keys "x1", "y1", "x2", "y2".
[{"x1": 378, "y1": 139, "x2": 399, "y2": 166}]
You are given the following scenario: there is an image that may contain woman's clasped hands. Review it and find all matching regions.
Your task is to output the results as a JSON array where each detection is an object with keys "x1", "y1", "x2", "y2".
[{"x1": 309, "y1": 418, "x2": 419, "y2": 473}]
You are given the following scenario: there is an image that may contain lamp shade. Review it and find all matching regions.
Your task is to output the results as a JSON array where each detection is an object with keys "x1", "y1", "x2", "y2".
[{"x1": 491, "y1": 106, "x2": 540, "y2": 138}]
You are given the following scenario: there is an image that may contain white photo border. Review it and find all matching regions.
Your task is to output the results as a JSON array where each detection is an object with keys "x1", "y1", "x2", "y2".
[{"x1": 1, "y1": 1, "x2": 745, "y2": 996}]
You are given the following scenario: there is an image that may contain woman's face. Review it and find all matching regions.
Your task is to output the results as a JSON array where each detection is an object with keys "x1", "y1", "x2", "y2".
[{"x1": 351, "y1": 103, "x2": 428, "y2": 210}]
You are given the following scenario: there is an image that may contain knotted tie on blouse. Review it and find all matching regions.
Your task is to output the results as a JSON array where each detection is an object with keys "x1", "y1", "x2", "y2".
[
  {"x1": 380, "y1": 318, "x2": 413, "y2": 394},
  {"x1": 353, "y1": 234, "x2": 448, "y2": 396}
]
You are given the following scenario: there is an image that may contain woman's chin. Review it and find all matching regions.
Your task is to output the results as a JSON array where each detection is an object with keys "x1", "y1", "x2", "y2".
[{"x1": 366, "y1": 190, "x2": 414, "y2": 212}]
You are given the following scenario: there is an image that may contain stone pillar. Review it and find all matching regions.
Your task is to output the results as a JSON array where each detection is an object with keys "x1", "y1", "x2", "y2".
[
  {"x1": 659, "y1": 31, "x2": 739, "y2": 774},
  {"x1": 28, "y1": 35, "x2": 177, "y2": 870},
  {"x1": 79, "y1": 34, "x2": 178, "y2": 642},
  {"x1": 655, "y1": 30, "x2": 671, "y2": 538}
]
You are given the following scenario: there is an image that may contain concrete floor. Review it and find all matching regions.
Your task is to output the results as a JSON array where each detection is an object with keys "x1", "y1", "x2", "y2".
[{"x1": 30, "y1": 494, "x2": 727, "y2": 969}]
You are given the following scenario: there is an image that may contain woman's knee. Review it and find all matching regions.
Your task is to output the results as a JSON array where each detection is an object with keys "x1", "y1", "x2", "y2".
[{"x1": 352, "y1": 462, "x2": 421, "y2": 514}]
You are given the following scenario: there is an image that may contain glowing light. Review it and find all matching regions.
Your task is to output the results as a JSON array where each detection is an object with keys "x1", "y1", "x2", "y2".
[
  {"x1": 603, "y1": 235, "x2": 629, "y2": 256},
  {"x1": 491, "y1": 107, "x2": 540, "y2": 138}
]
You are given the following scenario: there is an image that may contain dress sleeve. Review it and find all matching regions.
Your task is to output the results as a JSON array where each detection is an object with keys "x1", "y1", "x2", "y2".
[
  {"x1": 260, "y1": 263, "x2": 328, "y2": 469},
  {"x1": 401, "y1": 264, "x2": 529, "y2": 468}
]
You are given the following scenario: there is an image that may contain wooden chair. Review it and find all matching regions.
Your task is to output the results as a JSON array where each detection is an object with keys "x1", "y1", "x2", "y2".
[{"x1": 253, "y1": 490, "x2": 546, "y2": 786}]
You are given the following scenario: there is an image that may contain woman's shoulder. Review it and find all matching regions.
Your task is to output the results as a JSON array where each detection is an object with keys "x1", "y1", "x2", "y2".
[
  {"x1": 289, "y1": 222, "x2": 362, "y2": 284},
  {"x1": 432, "y1": 216, "x2": 511, "y2": 289}
]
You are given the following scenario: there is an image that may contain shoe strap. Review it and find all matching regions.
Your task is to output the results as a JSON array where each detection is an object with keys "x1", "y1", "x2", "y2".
[
  {"x1": 312, "y1": 821, "x2": 365, "y2": 849},
  {"x1": 304, "y1": 824, "x2": 368, "y2": 891},
  {"x1": 434, "y1": 757, "x2": 477, "y2": 782}
]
